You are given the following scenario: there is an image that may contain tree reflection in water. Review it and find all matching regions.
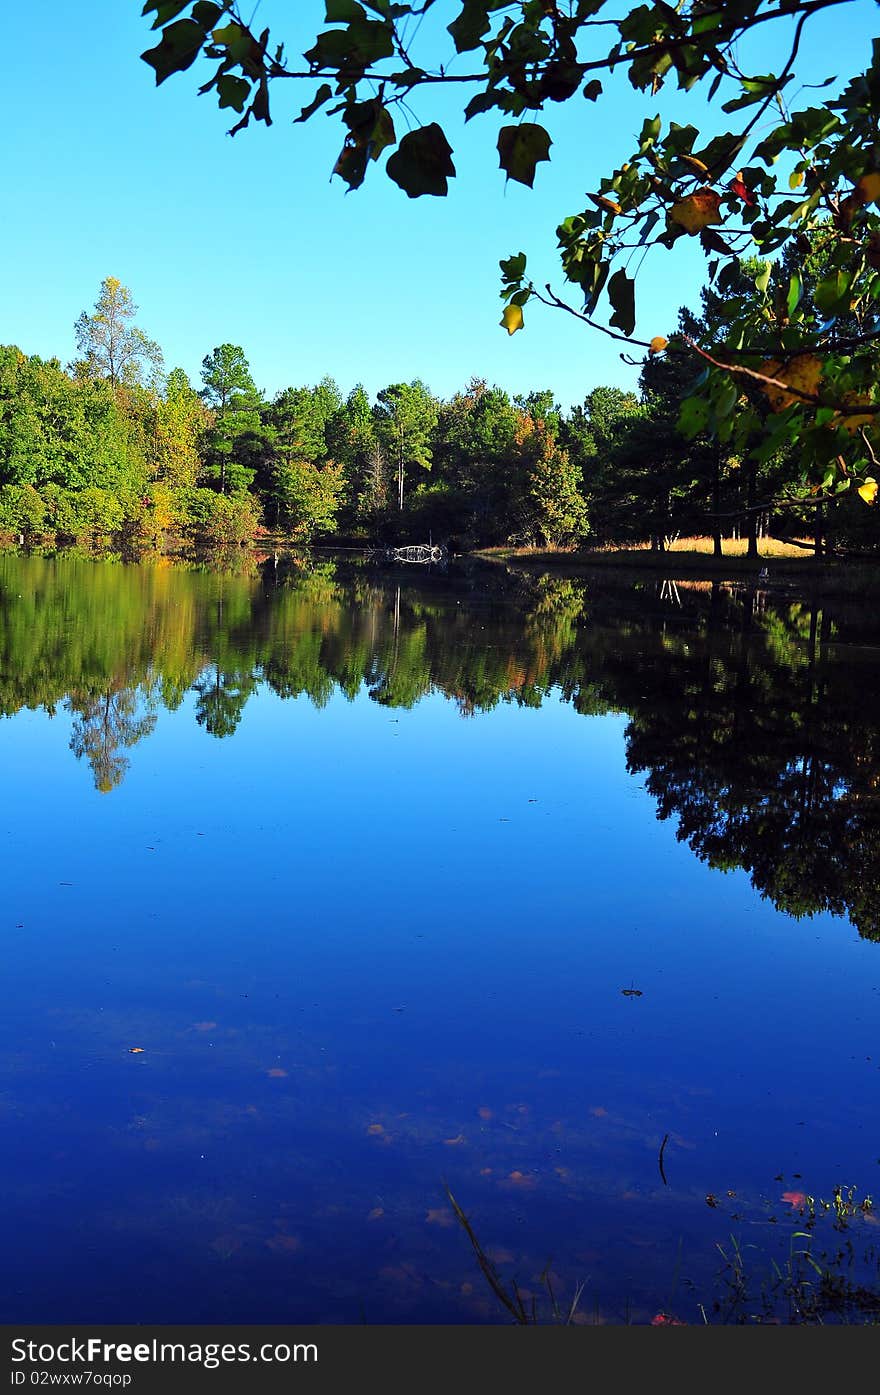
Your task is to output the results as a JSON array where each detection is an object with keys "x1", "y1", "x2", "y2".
[{"x1": 1, "y1": 550, "x2": 878, "y2": 936}]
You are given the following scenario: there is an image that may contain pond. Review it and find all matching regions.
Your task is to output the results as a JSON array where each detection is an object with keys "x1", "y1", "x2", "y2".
[{"x1": 1, "y1": 549, "x2": 879, "y2": 1324}]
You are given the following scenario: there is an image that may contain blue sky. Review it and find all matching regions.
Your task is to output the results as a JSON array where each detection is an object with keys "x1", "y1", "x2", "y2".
[{"x1": 1, "y1": 1, "x2": 874, "y2": 409}]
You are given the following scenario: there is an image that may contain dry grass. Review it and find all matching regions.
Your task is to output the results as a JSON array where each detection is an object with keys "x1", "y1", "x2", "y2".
[{"x1": 594, "y1": 535, "x2": 814, "y2": 558}]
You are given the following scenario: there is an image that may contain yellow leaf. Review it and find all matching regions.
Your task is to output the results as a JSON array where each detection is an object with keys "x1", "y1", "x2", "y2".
[
  {"x1": 833, "y1": 392, "x2": 875, "y2": 434},
  {"x1": 760, "y1": 355, "x2": 822, "y2": 411},
  {"x1": 649, "y1": 335, "x2": 668, "y2": 355},
  {"x1": 856, "y1": 172, "x2": 880, "y2": 205},
  {"x1": 501, "y1": 304, "x2": 524, "y2": 335},
  {"x1": 588, "y1": 193, "x2": 622, "y2": 214},
  {"x1": 682, "y1": 155, "x2": 709, "y2": 178},
  {"x1": 858, "y1": 477, "x2": 878, "y2": 505},
  {"x1": 669, "y1": 188, "x2": 722, "y2": 234},
  {"x1": 789, "y1": 169, "x2": 805, "y2": 190}
]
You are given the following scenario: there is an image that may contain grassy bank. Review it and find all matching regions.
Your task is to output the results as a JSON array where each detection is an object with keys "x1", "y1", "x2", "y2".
[{"x1": 475, "y1": 536, "x2": 880, "y2": 592}]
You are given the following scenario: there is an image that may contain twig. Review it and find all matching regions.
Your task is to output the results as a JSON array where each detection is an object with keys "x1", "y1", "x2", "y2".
[
  {"x1": 659, "y1": 1132, "x2": 670, "y2": 1186},
  {"x1": 444, "y1": 1183, "x2": 528, "y2": 1324}
]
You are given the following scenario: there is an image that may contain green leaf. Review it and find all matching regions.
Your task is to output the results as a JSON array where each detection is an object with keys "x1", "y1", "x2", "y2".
[
  {"x1": 142, "y1": 19, "x2": 206, "y2": 84},
  {"x1": 386, "y1": 124, "x2": 455, "y2": 198},
  {"x1": 325, "y1": 0, "x2": 366, "y2": 19},
  {"x1": 449, "y1": 4, "x2": 491, "y2": 53},
  {"x1": 607, "y1": 269, "x2": 635, "y2": 336},
  {"x1": 787, "y1": 274, "x2": 802, "y2": 318},
  {"x1": 499, "y1": 251, "x2": 527, "y2": 285},
  {"x1": 678, "y1": 394, "x2": 711, "y2": 438},
  {"x1": 721, "y1": 74, "x2": 789, "y2": 114},
  {"x1": 142, "y1": 1, "x2": 191, "y2": 29},
  {"x1": 388, "y1": 67, "x2": 426, "y2": 89},
  {"x1": 497, "y1": 124, "x2": 552, "y2": 188},
  {"x1": 465, "y1": 91, "x2": 501, "y2": 120},
  {"x1": 296, "y1": 83, "x2": 333, "y2": 123},
  {"x1": 192, "y1": 1, "x2": 222, "y2": 27},
  {"x1": 217, "y1": 74, "x2": 251, "y2": 111},
  {"x1": 814, "y1": 269, "x2": 854, "y2": 318}
]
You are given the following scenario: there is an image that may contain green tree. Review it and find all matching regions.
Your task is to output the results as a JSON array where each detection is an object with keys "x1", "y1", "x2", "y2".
[
  {"x1": 515, "y1": 416, "x2": 589, "y2": 548},
  {"x1": 334, "y1": 384, "x2": 383, "y2": 523},
  {"x1": 270, "y1": 457, "x2": 345, "y2": 542},
  {"x1": 199, "y1": 344, "x2": 262, "y2": 494},
  {"x1": 71, "y1": 276, "x2": 163, "y2": 389},
  {"x1": 375, "y1": 380, "x2": 438, "y2": 512},
  {"x1": 153, "y1": 367, "x2": 210, "y2": 491},
  {"x1": 432, "y1": 378, "x2": 520, "y2": 541}
]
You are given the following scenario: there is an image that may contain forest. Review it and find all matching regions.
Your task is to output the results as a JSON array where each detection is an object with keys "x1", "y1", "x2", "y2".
[{"x1": 1, "y1": 261, "x2": 876, "y2": 559}]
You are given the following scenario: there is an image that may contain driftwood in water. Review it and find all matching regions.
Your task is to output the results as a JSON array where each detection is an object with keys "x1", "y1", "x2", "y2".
[{"x1": 370, "y1": 543, "x2": 447, "y2": 565}]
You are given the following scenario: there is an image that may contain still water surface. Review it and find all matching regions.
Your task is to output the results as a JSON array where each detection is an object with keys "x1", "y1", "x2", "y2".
[{"x1": 1, "y1": 551, "x2": 879, "y2": 1323}]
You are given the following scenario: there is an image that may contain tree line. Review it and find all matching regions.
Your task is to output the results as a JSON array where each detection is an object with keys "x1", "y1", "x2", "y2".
[{"x1": 0, "y1": 272, "x2": 875, "y2": 555}]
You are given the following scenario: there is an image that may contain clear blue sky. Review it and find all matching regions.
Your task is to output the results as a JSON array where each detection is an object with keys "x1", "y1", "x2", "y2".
[{"x1": 1, "y1": 1, "x2": 874, "y2": 409}]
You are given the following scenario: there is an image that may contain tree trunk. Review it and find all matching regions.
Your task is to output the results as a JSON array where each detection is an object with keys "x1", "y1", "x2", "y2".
[
  {"x1": 712, "y1": 448, "x2": 723, "y2": 558},
  {"x1": 746, "y1": 461, "x2": 759, "y2": 558},
  {"x1": 814, "y1": 502, "x2": 823, "y2": 557}
]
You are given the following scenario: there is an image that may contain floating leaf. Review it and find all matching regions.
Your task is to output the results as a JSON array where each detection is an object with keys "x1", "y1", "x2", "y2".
[
  {"x1": 501, "y1": 304, "x2": 524, "y2": 335},
  {"x1": 669, "y1": 188, "x2": 722, "y2": 233},
  {"x1": 266, "y1": 1067, "x2": 287, "y2": 1078},
  {"x1": 265, "y1": 1234, "x2": 301, "y2": 1254},
  {"x1": 425, "y1": 1207, "x2": 455, "y2": 1226},
  {"x1": 367, "y1": 1122, "x2": 385, "y2": 1135},
  {"x1": 129, "y1": 1047, "x2": 145, "y2": 1054},
  {"x1": 504, "y1": 1170, "x2": 537, "y2": 1189}
]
